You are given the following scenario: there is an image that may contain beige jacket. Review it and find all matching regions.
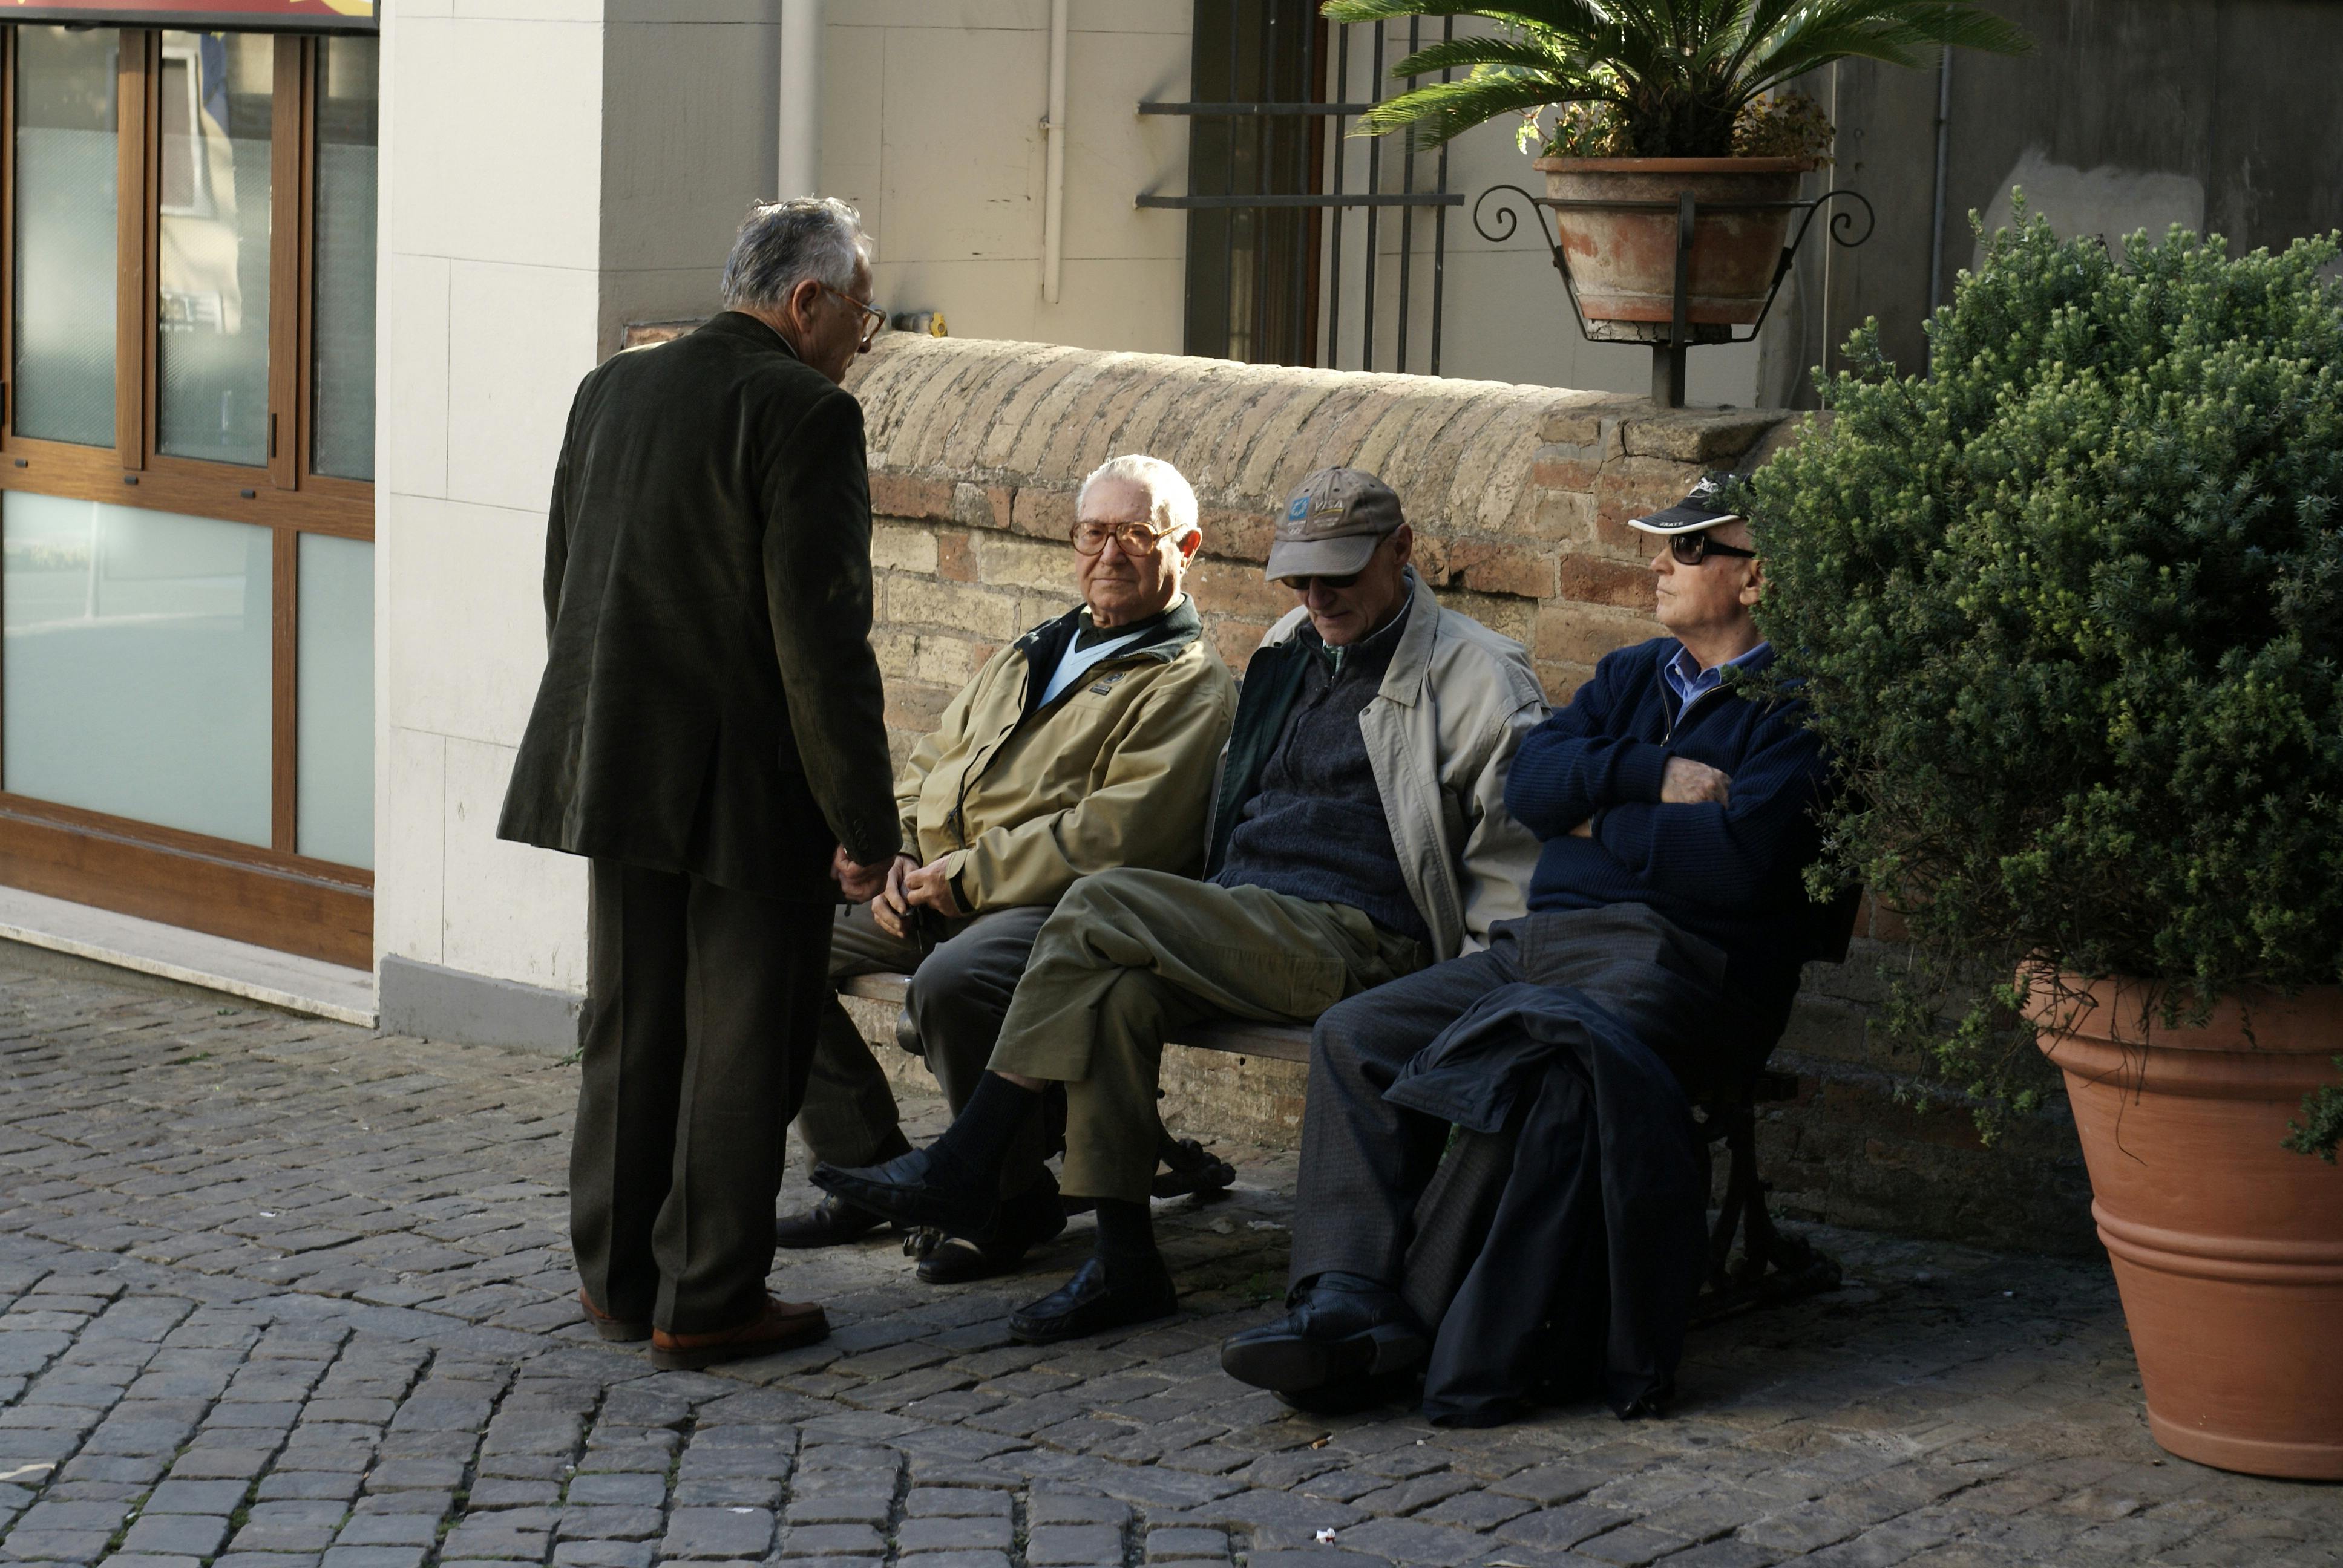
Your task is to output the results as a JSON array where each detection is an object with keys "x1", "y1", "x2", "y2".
[
  {"x1": 1215, "y1": 572, "x2": 1547, "y2": 962},
  {"x1": 900, "y1": 597, "x2": 1236, "y2": 912}
]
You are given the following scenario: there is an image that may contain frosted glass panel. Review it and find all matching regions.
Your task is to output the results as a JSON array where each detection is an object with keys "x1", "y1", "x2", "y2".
[
  {"x1": 310, "y1": 37, "x2": 377, "y2": 482},
  {"x1": 2, "y1": 493, "x2": 271, "y2": 845},
  {"x1": 14, "y1": 27, "x2": 119, "y2": 448},
  {"x1": 296, "y1": 534, "x2": 372, "y2": 868},
  {"x1": 156, "y1": 32, "x2": 273, "y2": 468}
]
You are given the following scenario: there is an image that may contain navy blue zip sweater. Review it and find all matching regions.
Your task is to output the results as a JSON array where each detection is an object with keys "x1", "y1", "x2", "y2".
[{"x1": 1505, "y1": 638, "x2": 1831, "y2": 1021}]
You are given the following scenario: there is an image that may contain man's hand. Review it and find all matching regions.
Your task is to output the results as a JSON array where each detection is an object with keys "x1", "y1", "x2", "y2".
[
  {"x1": 833, "y1": 845, "x2": 893, "y2": 903},
  {"x1": 1568, "y1": 819, "x2": 1594, "y2": 838},
  {"x1": 1661, "y1": 757, "x2": 1733, "y2": 806},
  {"x1": 903, "y1": 859, "x2": 965, "y2": 919},
  {"x1": 868, "y1": 854, "x2": 921, "y2": 938}
]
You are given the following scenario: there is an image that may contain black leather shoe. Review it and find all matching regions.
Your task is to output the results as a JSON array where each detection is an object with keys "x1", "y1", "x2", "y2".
[
  {"x1": 773, "y1": 1193, "x2": 891, "y2": 1250},
  {"x1": 917, "y1": 1181, "x2": 1068, "y2": 1284},
  {"x1": 1008, "y1": 1255, "x2": 1177, "y2": 1344},
  {"x1": 1219, "y1": 1272, "x2": 1428, "y2": 1394},
  {"x1": 1274, "y1": 1368, "x2": 1418, "y2": 1416},
  {"x1": 813, "y1": 1148, "x2": 998, "y2": 1237}
]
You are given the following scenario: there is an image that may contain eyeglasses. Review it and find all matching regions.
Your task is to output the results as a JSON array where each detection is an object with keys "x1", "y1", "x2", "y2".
[
  {"x1": 1072, "y1": 518, "x2": 1180, "y2": 556},
  {"x1": 822, "y1": 283, "x2": 886, "y2": 349},
  {"x1": 1668, "y1": 531, "x2": 1760, "y2": 566}
]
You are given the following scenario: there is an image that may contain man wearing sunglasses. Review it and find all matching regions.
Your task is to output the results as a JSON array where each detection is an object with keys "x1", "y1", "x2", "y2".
[
  {"x1": 816, "y1": 466, "x2": 1547, "y2": 1343},
  {"x1": 776, "y1": 454, "x2": 1235, "y2": 1285},
  {"x1": 1217, "y1": 475, "x2": 1835, "y2": 1423}
]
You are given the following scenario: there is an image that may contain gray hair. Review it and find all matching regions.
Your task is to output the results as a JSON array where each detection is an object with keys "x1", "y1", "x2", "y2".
[
  {"x1": 1078, "y1": 454, "x2": 1201, "y2": 544},
  {"x1": 719, "y1": 197, "x2": 871, "y2": 312}
]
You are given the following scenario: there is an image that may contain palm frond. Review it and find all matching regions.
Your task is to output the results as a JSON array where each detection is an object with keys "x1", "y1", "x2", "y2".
[
  {"x1": 1746, "y1": 0, "x2": 2031, "y2": 90},
  {"x1": 1352, "y1": 72, "x2": 1602, "y2": 148},
  {"x1": 1388, "y1": 35, "x2": 1573, "y2": 82}
]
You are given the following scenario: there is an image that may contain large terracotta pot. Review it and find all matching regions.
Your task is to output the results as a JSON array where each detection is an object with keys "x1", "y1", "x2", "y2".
[
  {"x1": 1531, "y1": 157, "x2": 1815, "y2": 339},
  {"x1": 2030, "y1": 975, "x2": 2343, "y2": 1478}
]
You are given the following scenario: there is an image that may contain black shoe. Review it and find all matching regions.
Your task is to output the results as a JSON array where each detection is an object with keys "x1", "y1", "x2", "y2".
[
  {"x1": 1219, "y1": 1272, "x2": 1428, "y2": 1395},
  {"x1": 1274, "y1": 1368, "x2": 1419, "y2": 1416},
  {"x1": 1008, "y1": 1255, "x2": 1177, "y2": 1344},
  {"x1": 813, "y1": 1147, "x2": 998, "y2": 1237},
  {"x1": 917, "y1": 1181, "x2": 1069, "y2": 1284},
  {"x1": 773, "y1": 1193, "x2": 891, "y2": 1249}
]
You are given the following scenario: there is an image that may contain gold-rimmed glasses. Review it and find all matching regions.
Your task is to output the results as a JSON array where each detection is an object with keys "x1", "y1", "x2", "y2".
[
  {"x1": 822, "y1": 283, "x2": 886, "y2": 349},
  {"x1": 1072, "y1": 518, "x2": 1179, "y2": 557}
]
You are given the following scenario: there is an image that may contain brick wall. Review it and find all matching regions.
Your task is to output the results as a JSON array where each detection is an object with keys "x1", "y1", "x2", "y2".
[{"x1": 833, "y1": 333, "x2": 2093, "y2": 1256}]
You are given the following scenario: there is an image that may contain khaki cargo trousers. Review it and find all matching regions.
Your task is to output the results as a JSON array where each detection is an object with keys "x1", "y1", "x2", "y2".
[{"x1": 987, "y1": 867, "x2": 1424, "y2": 1203}]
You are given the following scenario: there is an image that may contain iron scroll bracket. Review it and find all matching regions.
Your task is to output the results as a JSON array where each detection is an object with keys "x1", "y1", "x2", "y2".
[{"x1": 1473, "y1": 183, "x2": 1876, "y2": 407}]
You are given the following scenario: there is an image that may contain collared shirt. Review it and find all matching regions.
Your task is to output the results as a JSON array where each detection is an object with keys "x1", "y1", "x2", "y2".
[{"x1": 1663, "y1": 639, "x2": 1772, "y2": 714}]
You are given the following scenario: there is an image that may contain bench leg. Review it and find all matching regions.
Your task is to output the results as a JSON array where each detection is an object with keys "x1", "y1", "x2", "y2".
[{"x1": 1694, "y1": 1102, "x2": 1841, "y2": 1325}]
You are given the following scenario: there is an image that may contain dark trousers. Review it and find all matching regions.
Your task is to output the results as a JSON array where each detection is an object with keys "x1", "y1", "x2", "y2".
[
  {"x1": 572, "y1": 859, "x2": 832, "y2": 1334},
  {"x1": 797, "y1": 901, "x2": 1054, "y2": 1195},
  {"x1": 1291, "y1": 904, "x2": 1728, "y2": 1314}
]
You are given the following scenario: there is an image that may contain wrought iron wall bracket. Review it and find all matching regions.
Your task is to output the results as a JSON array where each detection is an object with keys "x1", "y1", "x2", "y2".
[{"x1": 1473, "y1": 184, "x2": 1875, "y2": 407}]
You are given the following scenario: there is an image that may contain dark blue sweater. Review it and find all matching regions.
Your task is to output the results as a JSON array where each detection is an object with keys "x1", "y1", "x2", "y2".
[{"x1": 1504, "y1": 638, "x2": 1832, "y2": 1022}]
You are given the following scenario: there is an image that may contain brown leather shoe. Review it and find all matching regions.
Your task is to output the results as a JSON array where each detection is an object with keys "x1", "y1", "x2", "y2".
[
  {"x1": 648, "y1": 1294, "x2": 829, "y2": 1370},
  {"x1": 577, "y1": 1287, "x2": 649, "y2": 1344}
]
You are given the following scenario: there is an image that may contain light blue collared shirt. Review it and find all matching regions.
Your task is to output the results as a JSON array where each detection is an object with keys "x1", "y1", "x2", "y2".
[{"x1": 1663, "y1": 639, "x2": 1771, "y2": 713}]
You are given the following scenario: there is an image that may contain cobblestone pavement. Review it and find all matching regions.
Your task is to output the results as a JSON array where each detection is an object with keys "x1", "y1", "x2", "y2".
[{"x1": 2, "y1": 949, "x2": 2337, "y2": 1568}]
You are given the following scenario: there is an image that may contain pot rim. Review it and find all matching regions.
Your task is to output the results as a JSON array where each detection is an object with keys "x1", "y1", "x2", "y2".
[
  {"x1": 1530, "y1": 156, "x2": 1818, "y2": 175},
  {"x1": 2024, "y1": 967, "x2": 2343, "y2": 1055}
]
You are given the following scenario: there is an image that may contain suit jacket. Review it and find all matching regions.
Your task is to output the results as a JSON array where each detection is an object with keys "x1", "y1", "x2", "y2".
[{"x1": 497, "y1": 311, "x2": 899, "y2": 898}]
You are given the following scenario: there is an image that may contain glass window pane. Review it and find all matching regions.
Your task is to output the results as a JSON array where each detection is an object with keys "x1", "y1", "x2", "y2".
[
  {"x1": 156, "y1": 31, "x2": 273, "y2": 468},
  {"x1": 2, "y1": 492, "x2": 271, "y2": 845},
  {"x1": 310, "y1": 36, "x2": 376, "y2": 482},
  {"x1": 295, "y1": 533, "x2": 371, "y2": 867},
  {"x1": 14, "y1": 27, "x2": 119, "y2": 448}
]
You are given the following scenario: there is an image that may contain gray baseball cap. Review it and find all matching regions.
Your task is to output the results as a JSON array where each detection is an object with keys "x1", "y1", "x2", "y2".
[{"x1": 1265, "y1": 467, "x2": 1406, "y2": 581}]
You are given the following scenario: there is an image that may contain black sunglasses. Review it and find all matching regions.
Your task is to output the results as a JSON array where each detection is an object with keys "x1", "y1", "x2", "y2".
[{"x1": 1668, "y1": 531, "x2": 1759, "y2": 566}]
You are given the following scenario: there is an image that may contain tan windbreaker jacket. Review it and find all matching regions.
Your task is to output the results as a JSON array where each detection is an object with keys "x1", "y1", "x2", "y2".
[
  {"x1": 898, "y1": 597, "x2": 1236, "y2": 911},
  {"x1": 1222, "y1": 572, "x2": 1548, "y2": 962}
]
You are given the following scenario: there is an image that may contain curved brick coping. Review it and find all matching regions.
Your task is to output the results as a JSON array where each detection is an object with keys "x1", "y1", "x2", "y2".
[{"x1": 844, "y1": 333, "x2": 1795, "y2": 556}]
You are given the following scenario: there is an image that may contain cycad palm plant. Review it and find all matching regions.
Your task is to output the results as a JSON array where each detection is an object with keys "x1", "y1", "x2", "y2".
[{"x1": 1324, "y1": 0, "x2": 2030, "y2": 158}]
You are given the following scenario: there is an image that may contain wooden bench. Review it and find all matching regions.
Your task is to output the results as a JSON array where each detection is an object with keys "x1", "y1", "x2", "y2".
[{"x1": 840, "y1": 950, "x2": 1848, "y2": 1319}]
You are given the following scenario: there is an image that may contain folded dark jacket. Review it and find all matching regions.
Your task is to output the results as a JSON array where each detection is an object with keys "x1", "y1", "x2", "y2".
[{"x1": 1388, "y1": 982, "x2": 1705, "y2": 1423}]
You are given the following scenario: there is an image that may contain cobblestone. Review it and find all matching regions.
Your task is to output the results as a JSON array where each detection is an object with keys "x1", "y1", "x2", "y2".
[{"x1": 3, "y1": 948, "x2": 2341, "y2": 1568}]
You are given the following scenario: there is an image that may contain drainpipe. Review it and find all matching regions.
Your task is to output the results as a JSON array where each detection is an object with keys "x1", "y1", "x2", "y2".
[
  {"x1": 1928, "y1": 47, "x2": 1952, "y2": 318},
  {"x1": 1041, "y1": 0, "x2": 1069, "y2": 304},
  {"x1": 778, "y1": 0, "x2": 822, "y2": 198}
]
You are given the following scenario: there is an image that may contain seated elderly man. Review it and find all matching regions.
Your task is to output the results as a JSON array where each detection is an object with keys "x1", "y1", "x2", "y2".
[
  {"x1": 816, "y1": 467, "x2": 1547, "y2": 1342},
  {"x1": 779, "y1": 454, "x2": 1235, "y2": 1284},
  {"x1": 1217, "y1": 477, "x2": 1834, "y2": 1423}
]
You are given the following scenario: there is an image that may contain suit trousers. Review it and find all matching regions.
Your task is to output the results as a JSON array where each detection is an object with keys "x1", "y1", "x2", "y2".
[
  {"x1": 796, "y1": 901, "x2": 1054, "y2": 1196},
  {"x1": 987, "y1": 867, "x2": 1422, "y2": 1203},
  {"x1": 571, "y1": 859, "x2": 833, "y2": 1334},
  {"x1": 1290, "y1": 904, "x2": 1728, "y2": 1301}
]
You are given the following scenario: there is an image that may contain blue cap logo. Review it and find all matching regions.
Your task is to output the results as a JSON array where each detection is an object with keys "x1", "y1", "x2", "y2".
[{"x1": 1286, "y1": 495, "x2": 1310, "y2": 521}]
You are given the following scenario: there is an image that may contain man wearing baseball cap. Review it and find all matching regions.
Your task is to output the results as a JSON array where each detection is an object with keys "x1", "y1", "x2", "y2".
[
  {"x1": 1220, "y1": 474, "x2": 1836, "y2": 1424},
  {"x1": 815, "y1": 466, "x2": 1547, "y2": 1342}
]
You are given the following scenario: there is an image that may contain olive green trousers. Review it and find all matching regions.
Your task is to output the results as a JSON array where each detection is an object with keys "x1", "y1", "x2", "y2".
[{"x1": 986, "y1": 867, "x2": 1423, "y2": 1203}]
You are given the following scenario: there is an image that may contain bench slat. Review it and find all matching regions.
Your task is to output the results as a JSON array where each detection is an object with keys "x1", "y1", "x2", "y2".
[{"x1": 838, "y1": 972, "x2": 1314, "y2": 1064}]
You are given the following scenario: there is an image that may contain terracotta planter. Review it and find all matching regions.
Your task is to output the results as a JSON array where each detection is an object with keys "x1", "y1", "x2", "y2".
[
  {"x1": 1531, "y1": 157, "x2": 1814, "y2": 340},
  {"x1": 2030, "y1": 975, "x2": 2343, "y2": 1478}
]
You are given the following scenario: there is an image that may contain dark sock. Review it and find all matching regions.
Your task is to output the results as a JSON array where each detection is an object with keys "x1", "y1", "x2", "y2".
[
  {"x1": 1092, "y1": 1197, "x2": 1156, "y2": 1268},
  {"x1": 921, "y1": 1073, "x2": 1041, "y2": 1184}
]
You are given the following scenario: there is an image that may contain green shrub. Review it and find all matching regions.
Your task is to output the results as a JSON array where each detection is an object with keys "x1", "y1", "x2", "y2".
[{"x1": 1743, "y1": 214, "x2": 2343, "y2": 1154}]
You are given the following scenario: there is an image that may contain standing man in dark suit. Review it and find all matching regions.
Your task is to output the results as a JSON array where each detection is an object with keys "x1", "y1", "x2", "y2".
[{"x1": 499, "y1": 197, "x2": 899, "y2": 1370}]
